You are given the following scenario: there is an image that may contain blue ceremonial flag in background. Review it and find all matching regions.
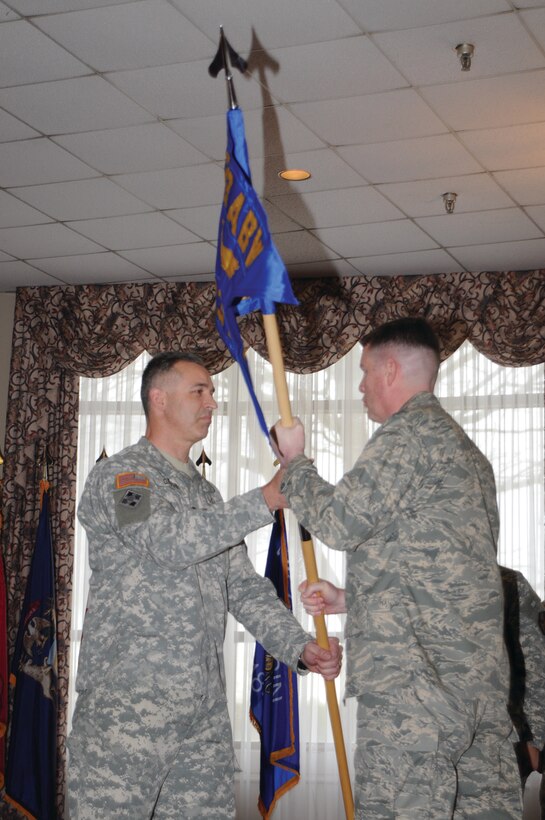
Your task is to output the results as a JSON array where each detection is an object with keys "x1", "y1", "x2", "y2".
[
  {"x1": 250, "y1": 510, "x2": 300, "y2": 818},
  {"x1": 214, "y1": 106, "x2": 299, "y2": 437},
  {"x1": 5, "y1": 481, "x2": 57, "y2": 820}
]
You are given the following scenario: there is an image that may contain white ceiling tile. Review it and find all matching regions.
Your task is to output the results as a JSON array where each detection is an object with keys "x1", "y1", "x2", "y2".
[
  {"x1": 0, "y1": 3, "x2": 19, "y2": 20},
  {"x1": 166, "y1": 205, "x2": 219, "y2": 241},
  {"x1": 416, "y1": 208, "x2": 543, "y2": 246},
  {"x1": 337, "y1": 0, "x2": 510, "y2": 32},
  {"x1": 0, "y1": 109, "x2": 38, "y2": 142},
  {"x1": 374, "y1": 14, "x2": 545, "y2": 87},
  {"x1": 0, "y1": 190, "x2": 53, "y2": 227},
  {"x1": 524, "y1": 205, "x2": 545, "y2": 232},
  {"x1": 168, "y1": 199, "x2": 301, "y2": 238},
  {"x1": 451, "y1": 238, "x2": 545, "y2": 269},
  {"x1": 377, "y1": 174, "x2": 515, "y2": 216},
  {"x1": 166, "y1": 113, "x2": 230, "y2": 162},
  {"x1": 262, "y1": 37, "x2": 407, "y2": 104},
  {"x1": 273, "y1": 231, "x2": 338, "y2": 264},
  {"x1": 31, "y1": 252, "x2": 151, "y2": 283},
  {"x1": 263, "y1": 201, "x2": 303, "y2": 233},
  {"x1": 68, "y1": 212, "x2": 199, "y2": 250},
  {"x1": 8, "y1": 0, "x2": 136, "y2": 11},
  {"x1": 338, "y1": 135, "x2": 483, "y2": 184},
  {"x1": 0, "y1": 76, "x2": 152, "y2": 135},
  {"x1": 349, "y1": 249, "x2": 463, "y2": 276},
  {"x1": 120, "y1": 242, "x2": 216, "y2": 276},
  {"x1": 252, "y1": 149, "x2": 368, "y2": 198},
  {"x1": 421, "y1": 70, "x2": 545, "y2": 130},
  {"x1": 520, "y1": 8, "x2": 545, "y2": 48},
  {"x1": 108, "y1": 61, "x2": 263, "y2": 120},
  {"x1": 0, "y1": 223, "x2": 103, "y2": 258},
  {"x1": 34, "y1": 1, "x2": 214, "y2": 73},
  {"x1": 312, "y1": 220, "x2": 439, "y2": 257},
  {"x1": 493, "y1": 168, "x2": 545, "y2": 205},
  {"x1": 53, "y1": 123, "x2": 208, "y2": 174},
  {"x1": 0, "y1": 20, "x2": 89, "y2": 88},
  {"x1": 169, "y1": 106, "x2": 324, "y2": 163},
  {"x1": 291, "y1": 90, "x2": 447, "y2": 147},
  {"x1": 0, "y1": 139, "x2": 99, "y2": 186},
  {"x1": 11, "y1": 177, "x2": 151, "y2": 220},
  {"x1": 459, "y1": 122, "x2": 545, "y2": 171},
  {"x1": 269, "y1": 186, "x2": 403, "y2": 228},
  {"x1": 114, "y1": 164, "x2": 224, "y2": 209},
  {"x1": 176, "y1": 0, "x2": 360, "y2": 50},
  {"x1": 0, "y1": 261, "x2": 63, "y2": 291}
]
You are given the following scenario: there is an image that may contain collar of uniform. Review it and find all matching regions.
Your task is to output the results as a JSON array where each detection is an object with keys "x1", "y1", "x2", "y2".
[
  {"x1": 394, "y1": 390, "x2": 439, "y2": 418},
  {"x1": 137, "y1": 436, "x2": 199, "y2": 480},
  {"x1": 157, "y1": 448, "x2": 194, "y2": 476}
]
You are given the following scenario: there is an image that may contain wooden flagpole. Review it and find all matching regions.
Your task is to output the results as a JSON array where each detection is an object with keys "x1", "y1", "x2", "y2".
[
  {"x1": 209, "y1": 28, "x2": 353, "y2": 818},
  {"x1": 262, "y1": 313, "x2": 354, "y2": 820}
]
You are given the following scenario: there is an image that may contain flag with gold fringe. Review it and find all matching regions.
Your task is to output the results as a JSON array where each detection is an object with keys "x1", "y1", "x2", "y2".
[
  {"x1": 250, "y1": 510, "x2": 300, "y2": 818},
  {"x1": 5, "y1": 480, "x2": 57, "y2": 820}
]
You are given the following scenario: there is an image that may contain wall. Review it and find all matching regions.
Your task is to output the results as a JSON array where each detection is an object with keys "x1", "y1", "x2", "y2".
[{"x1": 0, "y1": 293, "x2": 15, "y2": 458}]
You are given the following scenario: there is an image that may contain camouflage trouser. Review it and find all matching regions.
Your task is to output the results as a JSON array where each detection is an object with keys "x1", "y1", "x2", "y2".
[
  {"x1": 68, "y1": 684, "x2": 236, "y2": 819},
  {"x1": 353, "y1": 685, "x2": 522, "y2": 819}
]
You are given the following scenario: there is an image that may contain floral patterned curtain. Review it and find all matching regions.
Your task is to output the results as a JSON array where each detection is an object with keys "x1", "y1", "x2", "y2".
[{"x1": 1, "y1": 269, "x2": 544, "y2": 815}]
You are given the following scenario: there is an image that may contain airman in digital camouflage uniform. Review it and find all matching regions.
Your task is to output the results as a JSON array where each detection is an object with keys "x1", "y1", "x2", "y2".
[
  {"x1": 273, "y1": 317, "x2": 521, "y2": 819},
  {"x1": 501, "y1": 565, "x2": 545, "y2": 812},
  {"x1": 68, "y1": 351, "x2": 341, "y2": 819}
]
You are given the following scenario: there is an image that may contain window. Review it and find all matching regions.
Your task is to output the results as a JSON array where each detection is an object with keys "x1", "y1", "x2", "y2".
[{"x1": 70, "y1": 341, "x2": 544, "y2": 816}]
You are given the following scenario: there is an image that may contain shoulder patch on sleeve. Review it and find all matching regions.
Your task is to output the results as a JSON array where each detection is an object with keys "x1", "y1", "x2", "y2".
[
  {"x1": 113, "y1": 472, "x2": 151, "y2": 527},
  {"x1": 115, "y1": 471, "x2": 150, "y2": 490}
]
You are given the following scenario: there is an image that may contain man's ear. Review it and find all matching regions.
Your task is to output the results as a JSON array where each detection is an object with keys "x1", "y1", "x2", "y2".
[
  {"x1": 148, "y1": 386, "x2": 166, "y2": 414},
  {"x1": 384, "y1": 356, "x2": 397, "y2": 387}
]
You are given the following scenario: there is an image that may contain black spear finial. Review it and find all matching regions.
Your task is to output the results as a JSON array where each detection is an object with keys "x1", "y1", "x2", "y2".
[
  {"x1": 96, "y1": 445, "x2": 109, "y2": 463},
  {"x1": 196, "y1": 448, "x2": 212, "y2": 478},
  {"x1": 208, "y1": 26, "x2": 248, "y2": 110}
]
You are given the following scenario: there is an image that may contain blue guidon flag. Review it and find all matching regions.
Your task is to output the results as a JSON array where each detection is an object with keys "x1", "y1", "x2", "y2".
[
  {"x1": 4, "y1": 481, "x2": 57, "y2": 820},
  {"x1": 250, "y1": 510, "x2": 300, "y2": 818},
  {"x1": 214, "y1": 106, "x2": 299, "y2": 437}
]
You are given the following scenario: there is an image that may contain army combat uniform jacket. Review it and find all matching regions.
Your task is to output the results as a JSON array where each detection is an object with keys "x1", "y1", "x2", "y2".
[
  {"x1": 282, "y1": 392, "x2": 510, "y2": 708},
  {"x1": 75, "y1": 435, "x2": 312, "y2": 732}
]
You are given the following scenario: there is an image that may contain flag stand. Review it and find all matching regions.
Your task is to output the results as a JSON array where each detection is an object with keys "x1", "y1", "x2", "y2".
[{"x1": 262, "y1": 314, "x2": 354, "y2": 820}]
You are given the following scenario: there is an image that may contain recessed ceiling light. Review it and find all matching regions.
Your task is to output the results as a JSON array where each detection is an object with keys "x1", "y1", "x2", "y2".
[{"x1": 278, "y1": 168, "x2": 311, "y2": 181}]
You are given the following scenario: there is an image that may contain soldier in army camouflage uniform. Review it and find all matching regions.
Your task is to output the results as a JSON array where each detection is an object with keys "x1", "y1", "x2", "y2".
[
  {"x1": 273, "y1": 317, "x2": 522, "y2": 818},
  {"x1": 501, "y1": 566, "x2": 545, "y2": 812},
  {"x1": 68, "y1": 351, "x2": 341, "y2": 819}
]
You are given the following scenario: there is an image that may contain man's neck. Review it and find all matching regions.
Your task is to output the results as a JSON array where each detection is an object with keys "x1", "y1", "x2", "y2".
[
  {"x1": 389, "y1": 387, "x2": 433, "y2": 418},
  {"x1": 145, "y1": 428, "x2": 190, "y2": 463}
]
